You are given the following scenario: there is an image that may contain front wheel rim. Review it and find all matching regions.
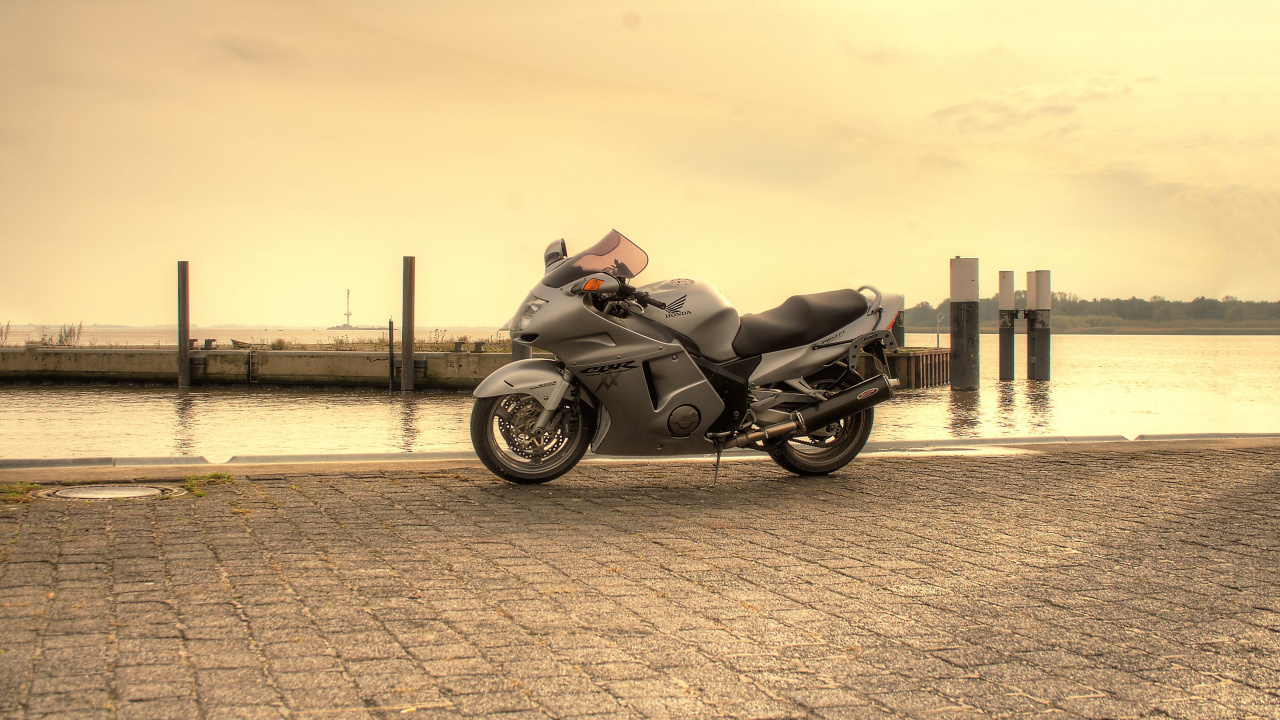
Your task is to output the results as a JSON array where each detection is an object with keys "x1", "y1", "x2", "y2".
[{"x1": 484, "y1": 395, "x2": 586, "y2": 475}]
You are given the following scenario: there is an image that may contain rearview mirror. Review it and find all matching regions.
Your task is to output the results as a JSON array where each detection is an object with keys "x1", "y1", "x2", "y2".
[{"x1": 544, "y1": 239, "x2": 568, "y2": 269}]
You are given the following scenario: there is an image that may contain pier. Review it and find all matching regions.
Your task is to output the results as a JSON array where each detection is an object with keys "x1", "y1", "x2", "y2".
[
  {"x1": 0, "y1": 348, "x2": 532, "y2": 390},
  {"x1": 1, "y1": 347, "x2": 951, "y2": 390},
  {"x1": 885, "y1": 348, "x2": 951, "y2": 389}
]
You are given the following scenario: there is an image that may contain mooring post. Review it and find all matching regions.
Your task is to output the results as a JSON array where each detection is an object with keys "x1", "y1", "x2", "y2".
[
  {"x1": 177, "y1": 261, "x2": 190, "y2": 388},
  {"x1": 401, "y1": 257, "x2": 415, "y2": 391},
  {"x1": 1025, "y1": 271, "x2": 1038, "y2": 380},
  {"x1": 1032, "y1": 269, "x2": 1051, "y2": 380},
  {"x1": 892, "y1": 307, "x2": 906, "y2": 350},
  {"x1": 999, "y1": 270, "x2": 1015, "y2": 381},
  {"x1": 949, "y1": 257, "x2": 980, "y2": 391},
  {"x1": 388, "y1": 319, "x2": 395, "y2": 390}
]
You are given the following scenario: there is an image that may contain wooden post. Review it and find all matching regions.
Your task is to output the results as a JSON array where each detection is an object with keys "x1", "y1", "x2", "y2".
[
  {"x1": 177, "y1": 261, "x2": 190, "y2": 388},
  {"x1": 949, "y1": 258, "x2": 980, "y2": 391},
  {"x1": 999, "y1": 270, "x2": 1015, "y2": 381},
  {"x1": 388, "y1": 319, "x2": 395, "y2": 390},
  {"x1": 401, "y1": 257, "x2": 415, "y2": 391},
  {"x1": 1032, "y1": 270, "x2": 1051, "y2": 380}
]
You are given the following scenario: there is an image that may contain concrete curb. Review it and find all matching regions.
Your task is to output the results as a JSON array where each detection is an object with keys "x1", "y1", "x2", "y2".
[
  {"x1": 0, "y1": 457, "x2": 114, "y2": 469},
  {"x1": 864, "y1": 435, "x2": 1130, "y2": 451},
  {"x1": 5, "y1": 433, "x2": 1278, "y2": 469},
  {"x1": 115, "y1": 456, "x2": 212, "y2": 466},
  {"x1": 1132, "y1": 432, "x2": 1280, "y2": 441},
  {"x1": 224, "y1": 452, "x2": 476, "y2": 464}
]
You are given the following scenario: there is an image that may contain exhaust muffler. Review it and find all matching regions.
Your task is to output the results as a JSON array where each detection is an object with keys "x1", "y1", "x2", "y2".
[{"x1": 723, "y1": 374, "x2": 899, "y2": 449}]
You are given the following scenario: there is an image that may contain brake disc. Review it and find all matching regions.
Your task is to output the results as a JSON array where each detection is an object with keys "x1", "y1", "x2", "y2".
[{"x1": 497, "y1": 397, "x2": 567, "y2": 460}]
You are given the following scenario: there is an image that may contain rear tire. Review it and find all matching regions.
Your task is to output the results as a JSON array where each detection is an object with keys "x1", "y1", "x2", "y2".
[
  {"x1": 768, "y1": 407, "x2": 874, "y2": 476},
  {"x1": 471, "y1": 394, "x2": 595, "y2": 484}
]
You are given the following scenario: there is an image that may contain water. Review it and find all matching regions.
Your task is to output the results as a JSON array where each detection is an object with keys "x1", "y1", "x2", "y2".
[{"x1": 2, "y1": 334, "x2": 1277, "y2": 460}]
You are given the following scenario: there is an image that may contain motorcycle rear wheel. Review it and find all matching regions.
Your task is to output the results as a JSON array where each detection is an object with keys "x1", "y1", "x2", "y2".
[
  {"x1": 767, "y1": 407, "x2": 874, "y2": 476},
  {"x1": 471, "y1": 393, "x2": 595, "y2": 484}
]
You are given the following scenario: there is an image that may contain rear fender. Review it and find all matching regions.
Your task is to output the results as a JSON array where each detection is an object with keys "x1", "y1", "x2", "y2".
[
  {"x1": 878, "y1": 293, "x2": 905, "y2": 332},
  {"x1": 473, "y1": 359, "x2": 570, "y2": 410}
]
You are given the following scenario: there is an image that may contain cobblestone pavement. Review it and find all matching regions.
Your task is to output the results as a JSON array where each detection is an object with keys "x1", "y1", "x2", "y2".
[{"x1": 2, "y1": 444, "x2": 1279, "y2": 720}]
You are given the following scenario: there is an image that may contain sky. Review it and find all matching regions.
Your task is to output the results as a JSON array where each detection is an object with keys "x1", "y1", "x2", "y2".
[{"x1": 2, "y1": 0, "x2": 1278, "y2": 328}]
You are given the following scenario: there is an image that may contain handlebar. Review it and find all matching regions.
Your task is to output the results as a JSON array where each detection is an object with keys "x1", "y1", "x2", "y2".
[
  {"x1": 571, "y1": 275, "x2": 667, "y2": 310},
  {"x1": 637, "y1": 292, "x2": 666, "y2": 310},
  {"x1": 616, "y1": 282, "x2": 666, "y2": 310}
]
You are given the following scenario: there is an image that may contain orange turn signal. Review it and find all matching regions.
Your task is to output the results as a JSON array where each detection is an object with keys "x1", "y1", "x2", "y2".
[{"x1": 582, "y1": 278, "x2": 604, "y2": 292}]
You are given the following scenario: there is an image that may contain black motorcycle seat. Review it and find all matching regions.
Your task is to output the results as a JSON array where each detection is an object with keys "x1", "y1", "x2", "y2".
[{"x1": 731, "y1": 289, "x2": 870, "y2": 358}]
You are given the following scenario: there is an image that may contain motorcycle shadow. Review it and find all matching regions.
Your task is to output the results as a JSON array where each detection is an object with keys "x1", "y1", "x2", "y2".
[{"x1": 479, "y1": 458, "x2": 893, "y2": 505}]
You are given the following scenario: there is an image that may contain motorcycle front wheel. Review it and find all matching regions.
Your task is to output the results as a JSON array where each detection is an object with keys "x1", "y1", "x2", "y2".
[
  {"x1": 470, "y1": 393, "x2": 596, "y2": 484},
  {"x1": 767, "y1": 407, "x2": 874, "y2": 476}
]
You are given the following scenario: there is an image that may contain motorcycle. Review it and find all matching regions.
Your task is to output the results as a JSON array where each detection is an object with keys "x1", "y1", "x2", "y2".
[{"x1": 471, "y1": 230, "x2": 903, "y2": 484}]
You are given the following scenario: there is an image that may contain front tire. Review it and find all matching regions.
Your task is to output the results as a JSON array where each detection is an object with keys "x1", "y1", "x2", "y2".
[
  {"x1": 470, "y1": 394, "x2": 595, "y2": 484},
  {"x1": 767, "y1": 406, "x2": 874, "y2": 476}
]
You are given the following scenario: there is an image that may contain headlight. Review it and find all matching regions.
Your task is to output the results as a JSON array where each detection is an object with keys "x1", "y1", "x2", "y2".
[{"x1": 511, "y1": 295, "x2": 548, "y2": 333}]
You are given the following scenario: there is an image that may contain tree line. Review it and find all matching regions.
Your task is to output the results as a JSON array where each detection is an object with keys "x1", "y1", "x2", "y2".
[{"x1": 904, "y1": 293, "x2": 1280, "y2": 329}]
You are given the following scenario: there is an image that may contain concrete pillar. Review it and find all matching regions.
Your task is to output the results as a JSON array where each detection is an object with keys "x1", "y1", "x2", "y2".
[
  {"x1": 949, "y1": 257, "x2": 980, "y2": 391},
  {"x1": 177, "y1": 261, "x2": 190, "y2": 388},
  {"x1": 1025, "y1": 271, "x2": 1035, "y2": 379},
  {"x1": 998, "y1": 271, "x2": 1015, "y2": 381},
  {"x1": 401, "y1": 257, "x2": 415, "y2": 391},
  {"x1": 1031, "y1": 270, "x2": 1051, "y2": 380}
]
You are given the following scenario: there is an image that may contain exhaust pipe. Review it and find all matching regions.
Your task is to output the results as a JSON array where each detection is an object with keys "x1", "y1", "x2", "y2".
[{"x1": 723, "y1": 374, "x2": 899, "y2": 449}]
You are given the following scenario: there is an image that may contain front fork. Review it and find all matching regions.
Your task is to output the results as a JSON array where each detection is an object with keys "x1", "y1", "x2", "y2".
[{"x1": 533, "y1": 368, "x2": 576, "y2": 431}]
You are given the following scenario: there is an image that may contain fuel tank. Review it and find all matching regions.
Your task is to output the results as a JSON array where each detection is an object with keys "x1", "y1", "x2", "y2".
[{"x1": 636, "y1": 279, "x2": 740, "y2": 362}]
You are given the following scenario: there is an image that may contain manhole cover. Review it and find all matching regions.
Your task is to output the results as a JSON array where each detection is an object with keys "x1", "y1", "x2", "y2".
[{"x1": 39, "y1": 485, "x2": 184, "y2": 500}]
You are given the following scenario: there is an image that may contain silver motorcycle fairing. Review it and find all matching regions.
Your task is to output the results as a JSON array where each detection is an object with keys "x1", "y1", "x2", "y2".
[
  {"x1": 749, "y1": 292, "x2": 904, "y2": 386},
  {"x1": 518, "y1": 287, "x2": 724, "y2": 457},
  {"x1": 473, "y1": 358, "x2": 568, "y2": 410},
  {"x1": 635, "y1": 279, "x2": 740, "y2": 362}
]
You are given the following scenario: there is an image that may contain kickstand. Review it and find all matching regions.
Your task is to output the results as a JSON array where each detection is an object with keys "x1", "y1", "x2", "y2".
[{"x1": 705, "y1": 444, "x2": 723, "y2": 489}]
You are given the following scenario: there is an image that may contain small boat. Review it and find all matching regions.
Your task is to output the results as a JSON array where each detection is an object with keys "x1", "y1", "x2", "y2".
[{"x1": 230, "y1": 339, "x2": 266, "y2": 349}]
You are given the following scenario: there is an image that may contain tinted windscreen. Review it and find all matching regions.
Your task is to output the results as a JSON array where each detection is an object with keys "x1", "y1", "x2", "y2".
[{"x1": 541, "y1": 230, "x2": 649, "y2": 288}]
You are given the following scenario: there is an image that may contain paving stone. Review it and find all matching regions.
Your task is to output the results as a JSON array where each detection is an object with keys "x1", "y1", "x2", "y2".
[
  {"x1": 114, "y1": 698, "x2": 203, "y2": 720},
  {"x1": 24, "y1": 690, "x2": 112, "y2": 714},
  {"x1": 3, "y1": 445, "x2": 1279, "y2": 718}
]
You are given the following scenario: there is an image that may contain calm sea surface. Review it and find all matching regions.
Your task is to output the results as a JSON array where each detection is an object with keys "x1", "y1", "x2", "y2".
[{"x1": 2, "y1": 334, "x2": 1277, "y2": 460}]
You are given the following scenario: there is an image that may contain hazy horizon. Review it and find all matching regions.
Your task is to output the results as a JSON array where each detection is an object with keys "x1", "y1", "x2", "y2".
[
  {"x1": 3, "y1": 1, "x2": 1277, "y2": 327},
  {"x1": 7, "y1": 287, "x2": 1274, "y2": 333}
]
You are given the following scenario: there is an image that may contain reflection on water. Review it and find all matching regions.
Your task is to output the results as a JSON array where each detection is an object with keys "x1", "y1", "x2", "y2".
[
  {"x1": 996, "y1": 382, "x2": 1018, "y2": 433},
  {"x1": 948, "y1": 390, "x2": 982, "y2": 437},
  {"x1": 399, "y1": 399, "x2": 419, "y2": 452},
  {"x1": 2, "y1": 334, "x2": 1278, "y2": 458},
  {"x1": 173, "y1": 391, "x2": 196, "y2": 455},
  {"x1": 1025, "y1": 381, "x2": 1052, "y2": 431}
]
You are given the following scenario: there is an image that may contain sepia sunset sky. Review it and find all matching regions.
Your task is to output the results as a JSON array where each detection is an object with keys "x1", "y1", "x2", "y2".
[{"x1": 2, "y1": 1, "x2": 1278, "y2": 327}]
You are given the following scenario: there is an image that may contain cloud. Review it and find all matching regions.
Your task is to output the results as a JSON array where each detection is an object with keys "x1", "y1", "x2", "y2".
[
  {"x1": 215, "y1": 36, "x2": 296, "y2": 65},
  {"x1": 931, "y1": 76, "x2": 1139, "y2": 135},
  {"x1": 1063, "y1": 164, "x2": 1280, "y2": 299}
]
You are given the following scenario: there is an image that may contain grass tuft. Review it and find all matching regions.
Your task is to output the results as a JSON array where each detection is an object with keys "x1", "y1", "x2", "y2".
[
  {"x1": 1, "y1": 483, "x2": 41, "y2": 503},
  {"x1": 183, "y1": 472, "x2": 234, "y2": 497}
]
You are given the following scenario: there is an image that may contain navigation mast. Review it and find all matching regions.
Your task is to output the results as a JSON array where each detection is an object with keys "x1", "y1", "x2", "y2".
[{"x1": 345, "y1": 289, "x2": 353, "y2": 326}]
